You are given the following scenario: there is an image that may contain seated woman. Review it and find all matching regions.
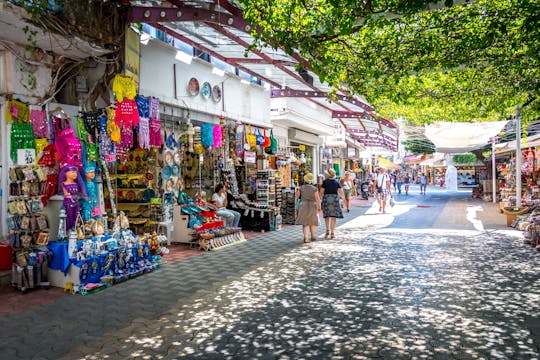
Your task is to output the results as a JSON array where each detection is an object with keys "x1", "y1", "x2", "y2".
[{"x1": 212, "y1": 184, "x2": 241, "y2": 228}]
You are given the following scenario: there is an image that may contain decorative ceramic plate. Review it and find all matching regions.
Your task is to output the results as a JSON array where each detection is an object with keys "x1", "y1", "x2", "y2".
[
  {"x1": 212, "y1": 85, "x2": 222, "y2": 102},
  {"x1": 126, "y1": 191, "x2": 136, "y2": 201},
  {"x1": 164, "y1": 150, "x2": 174, "y2": 165},
  {"x1": 161, "y1": 165, "x2": 172, "y2": 179},
  {"x1": 174, "y1": 151, "x2": 182, "y2": 165},
  {"x1": 172, "y1": 164, "x2": 180, "y2": 177},
  {"x1": 201, "y1": 82, "x2": 211, "y2": 100},
  {"x1": 188, "y1": 77, "x2": 200, "y2": 96}
]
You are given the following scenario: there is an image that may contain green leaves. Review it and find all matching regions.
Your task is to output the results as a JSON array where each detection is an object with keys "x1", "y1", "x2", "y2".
[
  {"x1": 452, "y1": 153, "x2": 477, "y2": 165},
  {"x1": 239, "y1": 0, "x2": 540, "y2": 125}
]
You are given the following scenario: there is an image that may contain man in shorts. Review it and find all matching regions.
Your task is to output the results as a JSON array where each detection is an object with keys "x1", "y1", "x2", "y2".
[{"x1": 376, "y1": 168, "x2": 391, "y2": 213}]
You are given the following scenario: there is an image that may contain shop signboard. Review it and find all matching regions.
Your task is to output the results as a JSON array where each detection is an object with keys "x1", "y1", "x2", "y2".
[
  {"x1": 244, "y1": 151, "x2": 256, "y2": 163},
  {"x1": 17, "y1": 149, "x2": 35, "y2": 165}
]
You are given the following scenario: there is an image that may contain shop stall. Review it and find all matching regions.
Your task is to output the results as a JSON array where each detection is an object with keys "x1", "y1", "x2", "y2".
[{"x1": 4, "y1": 74, "x2": 170, "y2": 292}]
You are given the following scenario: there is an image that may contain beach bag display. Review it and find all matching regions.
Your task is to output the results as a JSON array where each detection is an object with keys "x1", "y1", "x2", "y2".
[
  {"x1": 265, "y1": 130, "x2": 278, "y2": 155},
  {"x1": 262, "y1": 129, "x2": 271, "y2": 147},
  {"x1": 255, "y1": 128, "x2": 265, "y2": 146},
  {"x1": 246, "y1": 125, "x2": 256, "y2": 149}
]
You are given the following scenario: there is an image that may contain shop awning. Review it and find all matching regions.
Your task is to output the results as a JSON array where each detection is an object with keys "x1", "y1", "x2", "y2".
[
  {"x1": 127, "y1": 1, "x2": 399, "y2": 151},
  {"x1": 495, "y1": 133, "x2": 540, "y2": 154},
  {"x1": 425, "y1": 121, "x2": 508, "y2": 153},
  {"x1": 403, "y1": 154, "x2": 425, "y2": 164},
  {"x1": 378, "y1": 157, "x2": 400, "y2": 170},
  {"x1": 419, "y1": 158, "x2": 435, "y2": 166}
]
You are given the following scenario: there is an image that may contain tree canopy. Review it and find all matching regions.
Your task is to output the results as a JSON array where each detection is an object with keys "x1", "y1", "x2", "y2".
[{"x1": 239, "y1": 0, "x2": 540, "y2": 125}]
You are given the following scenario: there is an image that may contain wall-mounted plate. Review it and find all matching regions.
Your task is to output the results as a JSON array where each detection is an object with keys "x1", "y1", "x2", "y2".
[
  {"x1": 201, "y1": 82, "x2": 211, "y2": 100},
  {"x1": 188, "y1": 77, "x2": 199, "y2": 96},
  {"x1": 212, "y1": 85, "x2": 222, "y2": 102}
]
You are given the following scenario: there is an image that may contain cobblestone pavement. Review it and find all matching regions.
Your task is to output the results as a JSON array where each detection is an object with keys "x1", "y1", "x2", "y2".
[{"x1": 2, "y1": 186, "x2": 540, "y2": 359}]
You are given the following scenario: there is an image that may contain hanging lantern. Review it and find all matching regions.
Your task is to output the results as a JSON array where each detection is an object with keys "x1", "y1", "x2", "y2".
[
  {"x1": 58, "y1": 208, "x2": 67, "y2": 240},
  {"x1": 187, "y1": 122, "x2": 194, "y2": 153}
]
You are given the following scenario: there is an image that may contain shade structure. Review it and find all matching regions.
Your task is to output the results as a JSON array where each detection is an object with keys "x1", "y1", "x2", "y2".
[
  {"x1": 378, "y1": 157, "x2": 400, "y2": 170},
  {"x1": 425, "y1": 121, "x2": 508, "y2": 153}
]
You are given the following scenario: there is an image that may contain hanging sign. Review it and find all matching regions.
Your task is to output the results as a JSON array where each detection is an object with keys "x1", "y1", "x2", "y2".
[
  {"x1": 244, "y1": 151, "x2": 256, "y2": 163},
  {"x1": 17, "y1": 149, "x2": 36, "y2": 165}
]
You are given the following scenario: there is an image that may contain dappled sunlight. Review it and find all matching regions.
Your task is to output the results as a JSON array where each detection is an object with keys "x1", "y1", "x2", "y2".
[
  {"x1": 66, "y1": 225, "x2": 540, "y2": 359},
  {"x1": 340, "y1": 200, "x2": 417, "y2": 230}
]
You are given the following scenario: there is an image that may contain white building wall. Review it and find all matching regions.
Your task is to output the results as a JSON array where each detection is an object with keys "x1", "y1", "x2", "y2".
[
  {"x1": 139, "y1": 40, "x2": 271, "y2": 127},
  {"x1": 0, "y1": 48, "x2": 52, "y2": 103},
  {"x1": 270, "y1": 97, "x2": 334, "y2": 136}
]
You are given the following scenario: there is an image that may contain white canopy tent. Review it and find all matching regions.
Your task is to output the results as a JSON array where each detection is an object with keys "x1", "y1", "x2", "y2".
[{"x1": 425, "y1": 121, "x2": 508, "y2": 153}]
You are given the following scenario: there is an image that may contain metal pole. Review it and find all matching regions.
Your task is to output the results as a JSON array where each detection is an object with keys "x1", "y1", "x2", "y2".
[
  {"x1": 492, "y1": 139, "x2": 496, "y2": 203},
  {"x1": 515, "y1": 107, "x2": 522, "y2": 208}
]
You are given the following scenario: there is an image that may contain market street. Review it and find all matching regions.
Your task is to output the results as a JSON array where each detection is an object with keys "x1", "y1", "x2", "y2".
[{"x1": 2, "y1": 186, "x2": 540, "y2": 359}]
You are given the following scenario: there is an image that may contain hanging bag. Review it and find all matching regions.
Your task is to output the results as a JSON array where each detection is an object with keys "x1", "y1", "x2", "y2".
[
  {"x1": 262, "y1": 129, "x2": 271, "y2": 147},
  {"x1": 246, "y1": 125, "x2": 256, "y2": 149},
  {"x1": 255, "y1": 128, "x2": 265, "y2": 146},
  {"x1": 265, "y1": 129, "x2": 278, "y2": 155},
  {"x1": 30, "y1": 109, "x2": 49, "y2": 138}
]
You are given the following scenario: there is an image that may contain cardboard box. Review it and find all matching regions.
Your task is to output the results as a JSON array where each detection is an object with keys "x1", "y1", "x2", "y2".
[{"x1": 48, "y1": 266, "x2": 81, "y2": 288}]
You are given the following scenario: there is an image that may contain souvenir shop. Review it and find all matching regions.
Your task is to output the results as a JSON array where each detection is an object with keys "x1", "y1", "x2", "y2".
[
  {"x1": 162, "y1": 111, "x2": 287, "y2": 245},
  {"x1": 496, "y1": 147, "x2": 540, "y2": 252},
  {"x1": 2, "y1": 74, "x2": 180, "y2": 293},
  {"x1": 497, "y1": 147, "x2": 540, "y2": 210},
  {"x1": 4, "y1": 66, "x2": 297, "y2": 294}
]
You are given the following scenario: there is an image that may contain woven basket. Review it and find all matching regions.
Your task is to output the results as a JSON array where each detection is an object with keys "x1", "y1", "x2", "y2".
[{"x1": 502, "y1": 207, "x2": 529, "y2": 215}]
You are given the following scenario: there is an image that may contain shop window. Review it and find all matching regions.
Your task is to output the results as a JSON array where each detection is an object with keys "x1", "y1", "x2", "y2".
[
  {"x1": 194, "y1": 49, "x2": 210, "y2": 62},
  {"x1": 211, "y1": 57, "x2": 235, "y2": 74}
]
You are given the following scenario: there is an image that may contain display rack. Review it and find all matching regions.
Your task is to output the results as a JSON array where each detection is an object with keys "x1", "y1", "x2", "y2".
[
  {"x1": 8, "y1": 160, "x2": 52, "y2": 293},
  {"x1": 275, "y1": 175, "x2": 283, "y2": 208},
  {"x1": 281, "y1": 188, "x2": 297, "y2": 224},
  {"x1": 256, "y1": 170, "x2": 276, "y2": 207}
]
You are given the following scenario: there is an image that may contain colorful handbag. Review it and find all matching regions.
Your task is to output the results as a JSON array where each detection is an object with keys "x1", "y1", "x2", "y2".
[
  {"x1": 255, "y1": 128, "x2": 265, "y2": 146},
  {"x1": 265, "y1": 129, "x2": 278, "y2": 155},
  {"x1": 262, "y1": 129, "x2": 271, "y2": 147},
  {"x1": 30, "y1": 110, "x2": 49, "y2": 138},
  {"x1": 246, "y1": 125, "x2": 256, "y2": 149}
]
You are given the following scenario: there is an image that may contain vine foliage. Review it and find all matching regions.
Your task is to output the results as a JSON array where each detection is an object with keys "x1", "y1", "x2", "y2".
[{"x1": 239, "y1": 0, "x2": 540, "y2": 126}]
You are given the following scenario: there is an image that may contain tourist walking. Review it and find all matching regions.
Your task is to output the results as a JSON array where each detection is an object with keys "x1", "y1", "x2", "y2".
[
  {"x1": 396, "y1": 171, "x2": 404, "y2": 194},
  {"x1": 295, "y1": 173, "x2": 322, "y2": 243},
  {"x1": 340, "y1": 171, "x2": 355, "y2": 213},
  {"x1": 403, "y1": 172, "x2": 411, "y2": 195},
  {"x1": 376, "y1": 168, "x2": 391, "y2": 213},
  {"x1": 420, "y1": 173, "x2": 428, "y2": 195},
  {"x1": 320, "y1": 168, "x2": 344, "y2": 239}
]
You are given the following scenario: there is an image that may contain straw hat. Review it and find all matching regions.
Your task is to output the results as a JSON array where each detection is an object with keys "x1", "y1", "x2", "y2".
[
  {"x1": 326, "y1": 168, "x2": 336, "y2": 178},
  {"x1": 303, "y1": 173, "x2": 314, "y2": 184}
]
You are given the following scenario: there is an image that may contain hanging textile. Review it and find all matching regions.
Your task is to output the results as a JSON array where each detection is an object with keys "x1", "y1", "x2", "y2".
[
  {"x1": 112, "y1": 74, "x2": 137, "y2": 102},
  {"x1": 138, "y1": 117, "x2": 150, "y2": 149},
  {"x1": 201, "y1": 123, "x2": 214, "y2": 148},
  {"x1": 149, "y1": 98, "x2": 160, "y2": 120},
  {"x1": 135, "y1": 95, "x2": 150, "y2": 118},
  {"x1": 149, "y1": 119, "x2": 162, "y2": 147}
]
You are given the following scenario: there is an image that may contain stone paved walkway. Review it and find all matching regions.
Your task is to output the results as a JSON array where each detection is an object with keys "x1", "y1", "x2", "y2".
[{"x1": 2, "y1": 185, "x2": 540, "y2": 359}]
